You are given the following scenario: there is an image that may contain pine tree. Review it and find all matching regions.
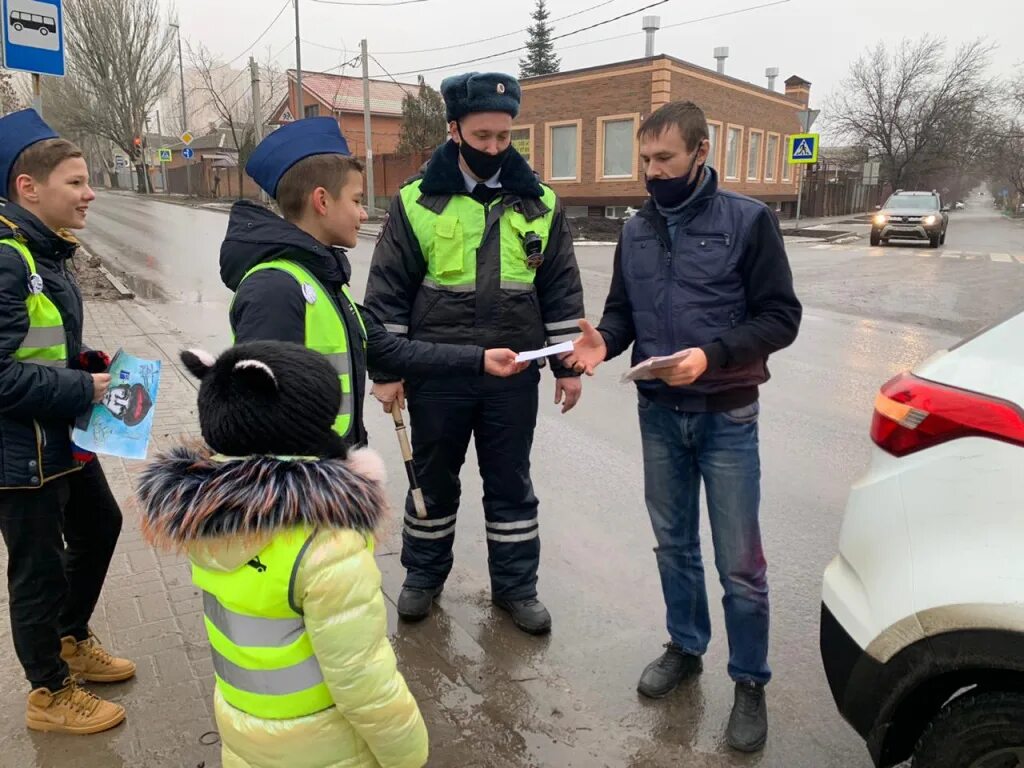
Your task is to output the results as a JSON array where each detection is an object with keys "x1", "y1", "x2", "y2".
[
  {"x1": 519, "y1": 0, "x2": 560, "y2": 79},
  {"x1": 397, "y1": 76, "x2": 448, "y2": 155}
]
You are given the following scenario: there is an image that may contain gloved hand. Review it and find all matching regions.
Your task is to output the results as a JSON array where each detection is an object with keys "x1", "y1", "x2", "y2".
[{"x1": 76, "y1": 350, "x2": 111, "y2": 373}]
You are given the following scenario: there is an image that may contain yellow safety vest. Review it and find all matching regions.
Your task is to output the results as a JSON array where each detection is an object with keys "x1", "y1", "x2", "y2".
[
  {"x1": 233, "y1": 259, "x2": 366, "y2": 440},
  {"x1": 192, "y1": 524, "x2": 376, "y2": 720},
  {"x1": 399, "y1": 179, "x2": 558, "y2": 293},
  {"x1": 0, "y1": 237, "x2": 67, "y2": 367}
]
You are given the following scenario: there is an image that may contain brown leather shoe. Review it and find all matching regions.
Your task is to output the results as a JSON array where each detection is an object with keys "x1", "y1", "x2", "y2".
[
  {"x1": 61, "y1": 634, "x2": 136, "y2": 683},
  {"x1": 26, "y1": 677, "x2": 126, "y2": 735}
]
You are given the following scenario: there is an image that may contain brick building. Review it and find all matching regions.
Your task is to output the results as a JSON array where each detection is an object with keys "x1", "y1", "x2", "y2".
[
  {"x1": 269, "y1": 70, "x2": 419, "y2": 158},
  {"x1": 514, "y1": 55, "x2": 811, "y2": 217}
]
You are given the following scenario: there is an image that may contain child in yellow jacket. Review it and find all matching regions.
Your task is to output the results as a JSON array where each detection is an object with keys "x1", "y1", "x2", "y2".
[{"x1": 137, "y1": 340, "x2": 428, "y2": 768}]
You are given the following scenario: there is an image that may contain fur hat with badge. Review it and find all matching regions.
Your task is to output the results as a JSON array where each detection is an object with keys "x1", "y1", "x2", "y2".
[{"x1": 137, "y1": 341, "x2": 387, "y2": 548}]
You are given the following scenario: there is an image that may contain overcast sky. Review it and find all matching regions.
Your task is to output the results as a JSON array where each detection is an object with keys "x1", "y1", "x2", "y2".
[{"x1": 166, "y1": 0, "x2": 1021, "y2": 107}]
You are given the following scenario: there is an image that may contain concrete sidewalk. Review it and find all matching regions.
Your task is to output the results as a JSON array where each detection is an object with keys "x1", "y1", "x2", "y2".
[{"x1": 0, "y1": 301, "x2": 218, "y2": 767}]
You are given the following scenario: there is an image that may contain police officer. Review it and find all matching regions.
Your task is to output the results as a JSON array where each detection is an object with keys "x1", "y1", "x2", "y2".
[{"x1": 364, "y1": 72, "x2": 585, "y2": 634}]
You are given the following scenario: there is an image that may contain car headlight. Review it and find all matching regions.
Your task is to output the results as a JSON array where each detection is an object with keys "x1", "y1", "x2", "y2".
[
  {"x1": 922, "y1": 215, "x2": 936, "y2": 225},
  {"x1": 873, "y1": 213, "x2": 887, "y2": 226}
]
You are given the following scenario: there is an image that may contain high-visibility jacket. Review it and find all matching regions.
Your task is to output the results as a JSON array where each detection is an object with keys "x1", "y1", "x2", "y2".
[
  {"x1": 364, "y1": 141, "x2": 585, "y2": 365},
  {"x1": 0, "y1": 237, "x2": 67, "y2": 367},
  {"x1": 398, "y1": 179, "x2": 557, "y2": 295},
  {"x1": 234, "y1": 259, "x2": 366, "y2": 440},
  {"x1": 192, "y1": 525, "x2": 373, "y2": 720}
]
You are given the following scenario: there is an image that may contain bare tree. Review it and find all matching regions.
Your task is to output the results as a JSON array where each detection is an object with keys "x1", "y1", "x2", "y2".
[
  {"x1": 189, "y1": 44, "x2": 285, "y2": 198},
  {"x1": 40, "y1": 0, "x2": 174, "y2": 192},
  {"x1": 986, "y1": 69, "x2": 1024, "y2": 210},
  {"x1": 825, "y1": 36, "x2": 995, "y2": 190}
]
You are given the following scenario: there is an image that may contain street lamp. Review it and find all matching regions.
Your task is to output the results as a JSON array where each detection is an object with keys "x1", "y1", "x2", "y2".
[{"x1": 169, "y1": 20, "x2": 192, "y2": 197}]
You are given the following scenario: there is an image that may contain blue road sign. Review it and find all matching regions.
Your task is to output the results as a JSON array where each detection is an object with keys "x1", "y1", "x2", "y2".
[
  {"x1": 182, "y1": 147, "x2": 195, "y2": 160},
  {"x1": 1, "y1": 0, "x2": 64, "y2": 76}
]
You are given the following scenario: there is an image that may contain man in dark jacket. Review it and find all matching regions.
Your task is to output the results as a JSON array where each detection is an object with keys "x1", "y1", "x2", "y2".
[
  {"x1": 363, "y1": 72, "x2": 586, "y2": 634},
  {"x1": 565, "y1": 101, "x2": 801, "y2": 752},
  {"x1": 0, "y1": 110, "x2": 134, "y2": 736},
  {"x1": 222, "y1": 117, "x2": 523, "y2": 451}
]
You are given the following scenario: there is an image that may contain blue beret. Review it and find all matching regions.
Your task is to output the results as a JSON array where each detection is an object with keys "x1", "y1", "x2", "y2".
[
  {"x1": 0, "y1": 109, "x2": 59, "y2": 196},
  {"x1": 245, "y1": 117, "x2": 352, "y2": 198},
  {"x1": 441, "y1": 72, "x2": 521, "y2": 123}
]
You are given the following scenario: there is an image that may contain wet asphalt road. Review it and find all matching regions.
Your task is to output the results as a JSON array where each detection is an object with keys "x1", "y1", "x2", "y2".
[{"x1": 75, "y1": 193, "x2": 1024, "y2": 767}]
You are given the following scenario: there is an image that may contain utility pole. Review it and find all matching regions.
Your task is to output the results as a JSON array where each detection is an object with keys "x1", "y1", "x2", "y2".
[
  {"x1": 31, "y1": 74, "x2": 42, "y2": 117},
  {"x1": 294, "y1": 0, "x2": 303, "y2": 119},
  {"x1": 361, "y1": 38, "x2": 376, "y2": 216},
  {"x1": 793, "y1": 108, "x2": 820, "y2": 228},
  {"x1": 250, "y1": 57, "x2": 263, "y2": 145},
  {"x1": 171, "y1": 21, "x2": 192, "y2": 196},
  {"x1": 156, "y1": 109, "x2": 167, "y2": 194},
  {"x1": 250, "y1": 57, "x2": 269, "y2": 204}
]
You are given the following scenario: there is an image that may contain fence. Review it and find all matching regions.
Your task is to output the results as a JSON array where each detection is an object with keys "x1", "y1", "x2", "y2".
[{"x1": 797, "y1": 163, "x2": 888, "y2": 219}]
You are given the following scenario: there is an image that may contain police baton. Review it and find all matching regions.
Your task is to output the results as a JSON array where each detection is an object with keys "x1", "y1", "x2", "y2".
[{"x1": 390, "y1": 401, "x2": 427, "y2": 519}]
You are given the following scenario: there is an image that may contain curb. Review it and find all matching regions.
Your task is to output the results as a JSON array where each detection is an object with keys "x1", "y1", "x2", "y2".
[
  {"x1": 97, "y1": 265, "x2": 136, "y2": 299},
  {"x1": 76, "y1": 243, "x2": 135, "y2": 299}
]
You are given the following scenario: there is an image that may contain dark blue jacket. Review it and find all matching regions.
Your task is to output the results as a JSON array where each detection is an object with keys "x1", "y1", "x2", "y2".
[
  {"x1": 0, "y1": 202, "x2": 94, "y2": 489},
  {"x1": 597, "y1": 167, "x2": 802, "y2": 412}
]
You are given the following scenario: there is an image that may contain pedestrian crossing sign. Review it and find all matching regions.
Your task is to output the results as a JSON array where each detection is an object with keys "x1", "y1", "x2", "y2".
[
  {"x1": 157, "y1": 148, "x2": 172, "y2": 163},
  {"x1": 788, "y1": 133, "x2": 819, "y2": 164}
]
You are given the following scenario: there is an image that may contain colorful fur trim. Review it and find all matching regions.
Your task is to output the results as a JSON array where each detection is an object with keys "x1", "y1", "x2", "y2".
[{"x1": 137, "y1": 444, "x2": 388, "y2": 548}]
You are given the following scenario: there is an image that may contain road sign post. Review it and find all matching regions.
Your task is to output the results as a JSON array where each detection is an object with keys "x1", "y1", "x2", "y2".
[
  {"x1": 789, "y1": 115, "x2": 820, "y2": 228},
  {"x1": 2, "y1": 0, "x2": 66, "y2": 115}
]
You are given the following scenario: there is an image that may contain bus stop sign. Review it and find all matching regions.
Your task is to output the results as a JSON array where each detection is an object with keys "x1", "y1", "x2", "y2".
[{"x1": 1, "y1": 0, "x2": 65, "y2": 76}]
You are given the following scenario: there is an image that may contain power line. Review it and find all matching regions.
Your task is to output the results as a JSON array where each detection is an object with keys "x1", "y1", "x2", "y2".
[
  {"x1": 368, "y1": 0, "x2": 789, "y2": 77},
  {"x1": 369, "y1": 54, "x2": 419, "y2": 97},
  {"x1": 224, "y1": 0, "x2": 292, "y2": 66},
  {"x1": 378, "y1": 0, "x2": 671, "y2": 77},
  {"x1": 557, "y1": 0, "x2": 791, "y2": 53},
  {"x1": 370, "y1": 0, "x2": 622, "y2": 55},
  {"x1": 310, "y1": 0, "x2": 428, "y2": 5}
]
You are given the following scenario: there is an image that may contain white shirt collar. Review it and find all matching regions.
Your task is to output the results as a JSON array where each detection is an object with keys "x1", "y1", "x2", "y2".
[{"x1": 461, "y1": 167, "x2": 501, "y2": 193}]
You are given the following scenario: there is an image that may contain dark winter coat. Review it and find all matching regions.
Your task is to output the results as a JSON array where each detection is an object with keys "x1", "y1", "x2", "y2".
[
  {"x1": 219, "y1": 202, "x2": 486, "y2": 447},
  {"x1": 0, "y1": 202, "x2": 94, "y2": 489},
  {"x1": 363, "y1": 141, "x2": 585, "y2": 383},
  {"x1": 597, "y1": 168, "x2": 802, "y2": 412}
]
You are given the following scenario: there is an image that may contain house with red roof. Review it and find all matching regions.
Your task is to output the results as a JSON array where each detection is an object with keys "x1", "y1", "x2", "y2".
[{"x1": 269, "y1": 69, "x2": 419, "y2": 158}]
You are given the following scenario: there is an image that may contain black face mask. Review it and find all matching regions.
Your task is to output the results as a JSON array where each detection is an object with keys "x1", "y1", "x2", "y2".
[
  {"x1": 646, "y1": 147, "x2": 703, "y2": 208},
  {"x1": 457, "y1": 124, "x2": 511, "y2": 181}
]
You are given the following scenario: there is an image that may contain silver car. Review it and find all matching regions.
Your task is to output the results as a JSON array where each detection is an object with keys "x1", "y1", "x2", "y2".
[{"x1": 870, "y1": 191, "x2": 949, "y2": 248}]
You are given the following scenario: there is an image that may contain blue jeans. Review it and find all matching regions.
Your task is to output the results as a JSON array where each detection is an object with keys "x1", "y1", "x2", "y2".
[{"x1": 638, "y1": 395, "x2": 770, "y2": 684}]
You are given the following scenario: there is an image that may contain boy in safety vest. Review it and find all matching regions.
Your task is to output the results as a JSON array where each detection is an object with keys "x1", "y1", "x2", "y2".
[
  {"x1": 139, "y1": 341, "x2": 428, "y2": 768},
  {"x1": 0, "y1": 109, "x2": 135, "y2": 736},
  {"x1": 219, "y1": 117, "x2": 525, "y2": 451}
]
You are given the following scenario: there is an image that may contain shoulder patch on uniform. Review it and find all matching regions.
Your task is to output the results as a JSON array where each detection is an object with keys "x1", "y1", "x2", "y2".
[
  {"x1": 376, "y1": 211, "x2": 390, "y2": 246},
  {"x1": 301, "y1": 283, "x2": 317, "y2": 305}
]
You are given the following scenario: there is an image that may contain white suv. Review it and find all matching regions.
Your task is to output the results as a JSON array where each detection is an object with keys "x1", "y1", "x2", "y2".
[{"x1": 820, "y1": 308, "x2": 1024, "y2": 768}]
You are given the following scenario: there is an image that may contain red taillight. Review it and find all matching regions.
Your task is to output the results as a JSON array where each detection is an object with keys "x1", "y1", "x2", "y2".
[{"x1": 870, "y1": 372, "x2": 1024, "y2": 457}]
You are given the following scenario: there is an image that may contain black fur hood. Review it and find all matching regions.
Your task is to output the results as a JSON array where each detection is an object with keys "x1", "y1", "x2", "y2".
[{"x1": 137, "y1": 444, "x2": 388, "y2": 552}]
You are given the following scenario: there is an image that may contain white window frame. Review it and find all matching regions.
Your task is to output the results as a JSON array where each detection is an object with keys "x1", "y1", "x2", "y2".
[
  {"x1": 545, "y1": 120, "x2": 583, "y2": 183},
  {"x1": 764, "y1": 132, "x2": 780, "y2": 182},
  {"x1": 596, "y1": 113, "x2": 640, "y2": 181},
  {"x1": 725, "y1": 125, "x2": 743, "y2": 181},
  {"x1": 706, "y1": 120, "x2": 723, "y2": 170},
  {"x1": 747, "y1": 129, "x2": 764, "y2": 182},
  {"x1": 510, "y1": 124, "x2": 535, "y2": 167},
  {"x1": 782, "y1": 135, "x2": 792, "y2": 181}
]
